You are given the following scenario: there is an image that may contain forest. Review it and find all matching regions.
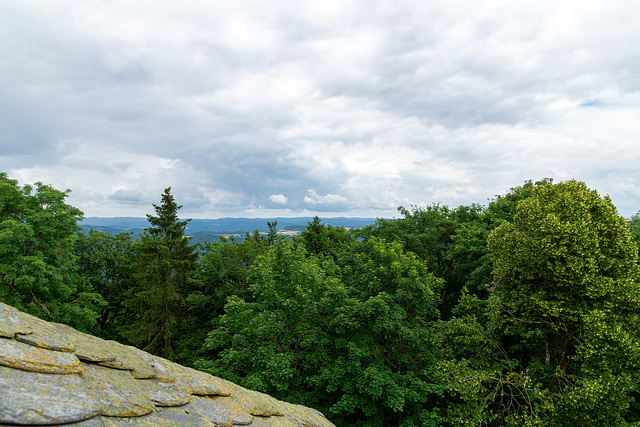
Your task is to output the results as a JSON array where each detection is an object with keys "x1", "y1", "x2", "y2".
[{"x1": 2, "y1": 171, "x2": 640, "y2": 426}]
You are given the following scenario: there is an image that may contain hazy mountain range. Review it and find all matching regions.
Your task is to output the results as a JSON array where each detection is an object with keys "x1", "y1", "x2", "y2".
[{"x1": 80, "y1": 217, "x2": 380, "y2": 244}]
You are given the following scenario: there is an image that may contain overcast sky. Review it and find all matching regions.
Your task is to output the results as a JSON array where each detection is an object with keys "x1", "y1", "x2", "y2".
[{"x1": 1, "y1": 1, "x2": 639, "y2": 219}]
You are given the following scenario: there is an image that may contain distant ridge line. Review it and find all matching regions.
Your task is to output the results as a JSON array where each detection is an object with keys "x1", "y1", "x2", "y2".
[{"x1": 79, "y1": 217, "x2": 380, "y2": 241}]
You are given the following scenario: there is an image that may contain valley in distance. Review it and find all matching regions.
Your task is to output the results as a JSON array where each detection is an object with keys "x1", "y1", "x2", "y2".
[{"x1": 80, "y1": 216, "x2": 379, "y2": 245}]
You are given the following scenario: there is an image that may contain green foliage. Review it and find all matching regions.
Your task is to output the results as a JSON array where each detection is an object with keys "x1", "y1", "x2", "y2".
[
  {"x1": 298, "y1": 216, "x2": 354, "y2": 259},
  {"x1": 200, "y1": 237, "x2": 443, "y2": 426},
  {"x1": 441, "y1": 179, "x2": 640, "y2": 425},
  {"x1": 0, "y1": 172, "x2": 105, "y2": 330},
  {"x1": 181, "y1": 231, "x2": 272, "y2": 366},
  {"x1": 195, "y1": 231, "x2": 271, "y2": 309},
  {"x1": 199, "y1": 240, "x2": 339, "y2": 402},
  {"x1": 484, "y1": 178, "x2": 554, "y2": 225},
  {"x1": 74, "y1": 229, "x2": 136, "y2": 340},
  {"x1": 359, "y1": 204, "x2": 486, "y2": 317},
  {"x1": 328, "y1": 237, "x2": 443, "y2": 426},
  {"x1": 628, "y1": 212, "x2": 640, "y2": 262},
  {"x1": 122, "y1": 187, "x2": 197, "y2": 360},
  {"x1": 7, "y1": 172, "x2": 640, "y2": 426}
]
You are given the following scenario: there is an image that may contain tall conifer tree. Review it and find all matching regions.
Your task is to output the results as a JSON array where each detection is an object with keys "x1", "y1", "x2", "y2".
[{"x1": 123, "y1": 187, "x2": 197, "y2": 359}]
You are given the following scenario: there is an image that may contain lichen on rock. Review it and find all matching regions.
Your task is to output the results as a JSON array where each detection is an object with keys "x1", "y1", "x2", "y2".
[{"x1": 0, "y1": 302, "x2": 335, "y2": 426}]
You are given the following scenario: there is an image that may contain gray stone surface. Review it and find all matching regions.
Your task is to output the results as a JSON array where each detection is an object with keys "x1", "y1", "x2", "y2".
[
  {"x1": 0, "y1": 337, "x2": 82, "y2": 374},
  {"x1": 0, "y1": 366, "x2": 99, "y2": 425},
  {"x1": 0, "y1": 302, "x2": 335, "y2": 426}
]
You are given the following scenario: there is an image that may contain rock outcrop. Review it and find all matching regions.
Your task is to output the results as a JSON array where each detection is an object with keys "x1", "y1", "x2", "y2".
[{"x1": 0, "y1": 302, "x2": 335, "y2": 426}]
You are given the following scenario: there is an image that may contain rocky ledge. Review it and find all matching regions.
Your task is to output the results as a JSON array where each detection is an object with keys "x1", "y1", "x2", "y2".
[{"x1": 0, "y1": 302, "x2": 335, "y2": 426}]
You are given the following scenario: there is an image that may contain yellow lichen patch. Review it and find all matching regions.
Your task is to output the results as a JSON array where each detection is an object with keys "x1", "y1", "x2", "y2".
[
  {"x1": 0, "y1": 365, "x2": 99, "y2": 425},
  {"x1": 205, "y1": 385, "x2": 257, "y2": 418},
  {"x1": 0, "y1": 337, "x2": 82, "y2": 374},
  {"x1": 247, "y1": 394, "x2": 286, "y2": 417},
  {"x1": 80, "y1": 363, "x2": 155, "y2": 417},
  {"x1": 15, "y1": 329, "x2": 76, "y2": 352},
  {"x1": 72, "y1": 332, "x2": 119, "y2": 363},
  {"x1": 0, "y1": 302, "x2": 33, "y2": 338},
  {"x1": 136, "y1": 377, "x2": 193, "y2": 407},
  {"x1": 12, "y1": 313, "x2": 77, "y2": 352},
  {"x1": 224, "y1": 381, "x2": 285, "y2": 417},
  {"x1": 99, "y1": 403, "x2": 216, "y2": 426},
  {"x1": 186, "y1": 395, "x2": 251, "y2": 426},
  {"x1": 112, "y1": 344, "x2": 158, "y2": 379},
  {"x1": 168, "y1": 362, "x2": 232, "y2": 396}
]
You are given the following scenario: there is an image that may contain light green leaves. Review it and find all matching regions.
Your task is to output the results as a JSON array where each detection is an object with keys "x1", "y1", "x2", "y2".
[
  {"x1": 479, "y1": 179, "x2": 640, "y2": 424},
  {"x1": 0, "y1": 173, "x2": 100, "y2": 330}
]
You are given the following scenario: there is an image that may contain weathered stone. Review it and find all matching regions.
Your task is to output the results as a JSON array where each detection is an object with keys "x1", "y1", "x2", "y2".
[
  {"x1": 99, "y1": 404, "x2": 217, "y2": 426},
  {"x1": 151, "y1": 356, "x2": 232, "y2": 396},
  {"x1": 141, "y1": 354, "x2": 177, "y2": 383},
  {"x1": 0, "y1": 365, "x2": 99, "y2": 425},
  {"x1": 0, "y1": 301, "x2": 336, "y2": 426},
  {"x1": 274, "y1": 404, "x2": 335, "y2": 427},
  {"x1": 12, "y1": 313, "x2": 77, "y2": 352},
  {"x1": 0, "y1": 337, "x2": 82, "y2": 374},
  {"x1": 71, "y1": 332, "x2": 119, "y2": 363},
  {"x1": 140, "y1": 354, "x2": 198, "y2": 397},
  {"x1": 80, "y1": 363, "x2": 155, "y2": 417},
  {"x1": 188, "y1": 395, "x2": 253, "y2": 426},
  {"x1": 219, "y1": 380, "x2": 286, "y2": 417},
  {"x1": 55, "y1": 416, "x2": 106, "y2": 426},
  {"x1": 0, "y1": 303, "x2": 32, "y2": 337},
  {"x1": 97, "y1": 355, "x2": 136, "y2": 371},
  {"x1": 137, "y1": 377, "x2": 193, "y2": 407},
  {"x1": 249, "y1": 417, "x2": 300, "y2": 427},
  {"x1": 110, "y1": 344, "x2": 157, "y2": 379},
  {"x1": 15, "y1": 329, "x2": 75, "y2": 352},
  {"x1": 57, "y1": 416, "x2": 107, "y2": 426}
]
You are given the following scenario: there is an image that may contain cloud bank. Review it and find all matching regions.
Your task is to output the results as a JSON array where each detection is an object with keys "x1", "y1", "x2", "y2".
[{"x1": 1, "y1": 1, "x2": 639, "y2": 218}]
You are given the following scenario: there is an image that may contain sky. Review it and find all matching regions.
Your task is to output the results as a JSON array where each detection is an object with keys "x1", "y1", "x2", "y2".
[{"x1": 1, "y1": 1, "x2": 639, "y2": 219}]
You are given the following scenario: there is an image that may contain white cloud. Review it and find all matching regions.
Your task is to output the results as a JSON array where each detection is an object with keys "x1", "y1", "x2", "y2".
[
  {"x1": 304, "y1": 189, "x2": 349, "y2": 206},
  {"x1": 1, "y1": 1, "x2": 640, "y2": 218},
  {"x1": 270, "y1": 194, "x2": 288, "y2": 204}
]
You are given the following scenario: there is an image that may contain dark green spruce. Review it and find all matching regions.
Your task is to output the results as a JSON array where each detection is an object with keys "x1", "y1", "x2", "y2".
[{"x1": 121, "y1": 187, "x2": 198, "y2": 359}]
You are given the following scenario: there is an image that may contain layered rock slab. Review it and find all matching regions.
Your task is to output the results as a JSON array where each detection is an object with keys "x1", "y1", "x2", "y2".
[{"x1": 0, "y1": 302, "x2": 334, "y2": 426}]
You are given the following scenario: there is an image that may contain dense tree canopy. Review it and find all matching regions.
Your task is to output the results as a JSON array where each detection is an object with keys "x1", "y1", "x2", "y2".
[
  {"x1": 73, "y1": 229, "x2": 136, "y2": 340},
  {"x1": 198, "y1": 237, "x2": 443, "y2": 426},
  {"x1": 4, "y1": 172, "x2": 640, "y2": 426},
  {"x1": 329, "y1": 237, "x2": 443, "y2": 426},
  {"x1": 440, "y1": 179, "x2": 640, "y2": 425},
  {"x1": 358, "y1": 204, "x2": 485, "y2": 318},
  {"x1": 0, "y1": 173, "x2": 104, "y2": 330},
  {"x1": 199, "y1": 240, "x2": 338, "y2": 401}
]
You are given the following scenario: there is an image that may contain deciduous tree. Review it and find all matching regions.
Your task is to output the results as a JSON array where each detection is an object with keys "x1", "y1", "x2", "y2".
[
  {"x1": 0, "y1": 173, "x2": 104, "y2": 330},
  {"x1": 441, "y1": 179, "x2": 640, "y2": 425},
  {"x1": 74, "y1": 229, "x2": 136, "y2": 340},
  {"x1": 199, "y1": 240, "x2": 339, "y2": 403}
]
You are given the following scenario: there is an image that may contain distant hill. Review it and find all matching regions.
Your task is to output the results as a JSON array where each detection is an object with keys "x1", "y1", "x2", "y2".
[{"x1": 80, "y1": 216, "x2": 380, "y2": 244}]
